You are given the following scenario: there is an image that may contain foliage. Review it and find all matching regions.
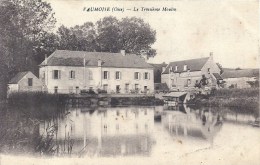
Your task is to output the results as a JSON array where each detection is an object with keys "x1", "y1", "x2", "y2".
[{"x1": 57, "y1": 16, "x2": 157, "y2": 57}]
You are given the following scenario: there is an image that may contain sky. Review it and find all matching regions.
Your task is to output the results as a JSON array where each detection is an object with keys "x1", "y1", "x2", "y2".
[{"x1": 46, "y1": 0, "x2": 259, "y2": 68}]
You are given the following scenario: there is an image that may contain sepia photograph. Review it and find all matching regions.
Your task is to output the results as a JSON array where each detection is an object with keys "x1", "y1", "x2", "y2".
[{"x1": 0, "y1": 0, "x2": 259, "y2": 164}]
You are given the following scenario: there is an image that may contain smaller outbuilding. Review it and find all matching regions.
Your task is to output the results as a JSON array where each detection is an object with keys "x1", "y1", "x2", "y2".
[
  {"x1": 7, "y1": 71, "x2": 42, "y2": 95},
  {"x1": 221, "y1": 69, "x2": 259, "y2": 88}
]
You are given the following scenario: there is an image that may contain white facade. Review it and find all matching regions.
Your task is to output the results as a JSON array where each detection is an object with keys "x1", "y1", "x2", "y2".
[
  {"x1": 39, "y1": 66, "x2": 154, "y2": 94},
  {"x1": 223, "y1": 77, "x2": 257, "y2": 88}
]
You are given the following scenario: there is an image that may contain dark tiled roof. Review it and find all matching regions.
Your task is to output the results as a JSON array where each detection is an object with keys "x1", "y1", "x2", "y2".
[
  {"x1": 9, "y1": 71, "x2": 30, "y2": 84},
  {"x1": 162, "y1": 57, "x2": 209, "y2": 74},
  {"x1": 212, "y1": 73, "x2": 223, "y2": 80},
  {"x1": 221, "y1": 69, "x2": 259, "y2": 79},
  {"x1": 40, "y1": 50, "x2": 153, "y2": 68}
]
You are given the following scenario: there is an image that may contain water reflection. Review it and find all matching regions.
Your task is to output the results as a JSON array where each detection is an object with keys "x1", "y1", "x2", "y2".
[
  {"x1": 1, "y1": 104, "x2": 259, "y2": 158},
  {"x1": 161, "y1": 105, "x2": 223, "y2": 143},
  {"x1": 39, "y1": 107, "x2": 154, "y2": 157}
]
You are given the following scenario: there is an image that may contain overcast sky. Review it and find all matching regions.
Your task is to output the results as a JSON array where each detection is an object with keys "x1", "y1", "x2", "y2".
[{"x1": 46, "y1": 0, "x2": 259, "y2": 68}]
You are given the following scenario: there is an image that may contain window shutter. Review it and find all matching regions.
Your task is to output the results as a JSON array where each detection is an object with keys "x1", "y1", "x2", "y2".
[{"x1": 58, "y1": 70, "x2": 61, "y2": 79}]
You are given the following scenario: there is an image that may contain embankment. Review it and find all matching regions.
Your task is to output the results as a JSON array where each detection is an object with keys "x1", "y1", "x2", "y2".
[{"x1": 187, "y1": 88, "x2": 259, "y2": 114}]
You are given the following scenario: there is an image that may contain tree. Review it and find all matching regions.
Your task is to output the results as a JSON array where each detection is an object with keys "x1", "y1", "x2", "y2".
[
  {"x1": 96, "y1": 16, "x2": 121, "y2": 52},
  {"x1": 57, "y1": 23, "x2": 98, "y2": 51},
  {"x1": 119, "y1": 17, "x2": 156, "y2": 57},
  {"x1": 95, "y1": 16, "x2": 157, "y2": 57},
  {"x1": 0, "y1": 0, "x2": 56, "y2": 98}
]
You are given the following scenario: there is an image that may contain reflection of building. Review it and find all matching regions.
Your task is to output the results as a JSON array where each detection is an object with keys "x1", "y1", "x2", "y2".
[
  {"x1": 39, "y1": 107, "x2": 154, "y2": 156},
  {"x1": 161, "y1": 106, "x2": 222, "y2": 140},
  {"x1": 39, "y1": 50, "x2": 154, "y2": 94}
]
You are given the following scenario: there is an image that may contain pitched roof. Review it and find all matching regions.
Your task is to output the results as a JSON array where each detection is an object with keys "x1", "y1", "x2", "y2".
[
  {"x1": 221, "y1": 69, "x2": 259, "y2": 79},
  {"x1": 9, "y1": 71, "x2": 30, "y2": 84},
  {"x1": 40, "y1": 50, "x2": 153, "y2": 68},
  {"x1": 162, "y1": 57, "x2": 209, "y2": 74}
]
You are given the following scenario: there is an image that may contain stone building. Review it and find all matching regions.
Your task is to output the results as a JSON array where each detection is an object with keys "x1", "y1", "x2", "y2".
[
  {"x1": 7, "y1": 71, "x2": 42, "y2": 95},
  {"x1": 161, "y1": 53, "x2": 222, "y2": 91},
  {"x1": 39, "y1": 50, "x2": 154, "y2": 94},
  {"x1": 221, "y1": 69, "x2": 259, "y2": 88}
]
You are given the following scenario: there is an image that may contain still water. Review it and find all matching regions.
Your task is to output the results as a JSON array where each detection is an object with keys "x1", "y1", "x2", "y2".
[{"x1": 1, "y1": 105, "x2": 260, "y2": 164}]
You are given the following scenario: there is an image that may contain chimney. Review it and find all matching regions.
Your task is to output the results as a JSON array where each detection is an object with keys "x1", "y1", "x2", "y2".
[
  {"x1": 210, "y1": 52, "x2": 213, "y2": 59},
  {"x1": 120, "y1": 50, "x2": 126, "y2": 56},
  {"x1": 98, "y1": 59, "x2": 102, "y2": 67}
]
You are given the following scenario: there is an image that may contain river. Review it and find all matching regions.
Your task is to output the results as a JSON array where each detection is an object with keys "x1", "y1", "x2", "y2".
[{"x1": 0, "y1": 105, "x2": 259, "y2": 165}]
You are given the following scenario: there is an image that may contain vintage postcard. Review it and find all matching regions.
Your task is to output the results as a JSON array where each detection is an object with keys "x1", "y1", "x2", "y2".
[{"x1": 0, "y1": 0, "x2": 259, "y2": 165}]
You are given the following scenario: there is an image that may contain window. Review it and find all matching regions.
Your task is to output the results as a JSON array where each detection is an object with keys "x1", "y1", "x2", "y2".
[
  {"x1": 134, "y1": 72, "x2": 140, "y2": 80},
  {"x1": 69, "y1": 86, "x2": 73, "y2": 93},
  {"x1": 69, "y1": 70, "x2": 75, "y2": 79},
  {"x1": 115, "y1": 71, "x2": 121, "y2": 80},
  {"x1": 53, "y1": 70, "x2": 60, "y2": 79},
  {"x1": 54, "y1": 86, "x2": 58, "y2": 93},
  {"x1": 103, "y1": 71, "x2": 109, "y2": 79},
  {"x1": 103, "y1": 84, "x2": 108, "y2": 91},
  {"x1": 116, "y1": 85, "x2": 120, "y2": 93},
  {"x1": 144, "y1": 72, "x2": 149, "y2": 80},
  {"x1": 184, "y1": 65, "x2": 187, "y2": 71},
  {"x1": 125, "y1": 84, "x2": 129, "y2": 93},
  {"x1": 89, "y1": 70, "x2": 93, "y2": 80},
  {"x1": 135, "y1": 84, "x2": 139, "y2": 90},
  {"x1": 28, "y1": 78, "x2": 33, "y2": 86},
  {"x1": 42, "y1": 71, "x2": 45, "y2": 81}
]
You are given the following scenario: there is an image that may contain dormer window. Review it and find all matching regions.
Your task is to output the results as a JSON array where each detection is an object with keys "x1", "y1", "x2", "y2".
[
  {"x1": 184, "y1": 65, "x2": 187, "y2": 71},
  {"x1": 175, "y1": 66, "x2": 178, "y2": 72}
]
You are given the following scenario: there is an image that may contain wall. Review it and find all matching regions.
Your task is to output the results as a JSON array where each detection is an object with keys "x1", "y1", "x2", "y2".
[
  {"x1": 161, "y1": 56, "x2": 221, "y2": 91},
  {"x1": 16, "y1": 72, "x2": 42, "y2": 92},
  {"x1": 224, "y1": 77, "x2": 256, "y2": 88},
  {"x1": 40, "y1": 66, "x2": 154, "y2": 94}
]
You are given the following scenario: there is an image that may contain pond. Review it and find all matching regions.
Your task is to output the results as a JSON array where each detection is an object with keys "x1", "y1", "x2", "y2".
[{"x1": 0, "y1": 105, "x2": 260, "y2": 164}]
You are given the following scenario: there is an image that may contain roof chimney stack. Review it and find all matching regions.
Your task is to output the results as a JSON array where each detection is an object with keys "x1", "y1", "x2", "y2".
[
  {"x1": 209, "y1": 52, "x2": 213, "y2": 60},
  {"x1": 98, "y1": 59, "x2": 102, "y2": 67},
  {"x1": 120, "y1": 50, "x2": 126, "y2": 56}
]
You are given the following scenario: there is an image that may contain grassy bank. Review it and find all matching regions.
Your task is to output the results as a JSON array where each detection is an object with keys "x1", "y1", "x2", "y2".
[{"x1": 188, "y1": 88, "x2": 259, "y2": 114}]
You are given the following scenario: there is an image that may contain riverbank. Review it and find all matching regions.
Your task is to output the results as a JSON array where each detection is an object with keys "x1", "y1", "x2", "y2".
[
  {"x1": 6, "y1": 92, "x2": 164, "y2": 108},
  {"x1": 187, "y1": 88, "x2": 259, "y2": 114}
]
